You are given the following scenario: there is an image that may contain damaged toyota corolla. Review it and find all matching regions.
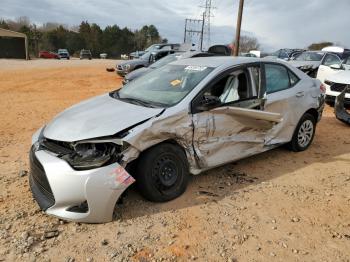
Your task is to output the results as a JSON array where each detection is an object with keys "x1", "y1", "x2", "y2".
[{"x1": 29, "y1": 57, "x2": 325, "y2": 223}]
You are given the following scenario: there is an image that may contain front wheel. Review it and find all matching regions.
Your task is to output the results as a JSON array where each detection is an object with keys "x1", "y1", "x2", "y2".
[
  {"x1": 136, "y1": 143, "x2": 189, "y2": 202},
  {"x1": 288, "y1": 113, "x2": 316, "y2": 152}
]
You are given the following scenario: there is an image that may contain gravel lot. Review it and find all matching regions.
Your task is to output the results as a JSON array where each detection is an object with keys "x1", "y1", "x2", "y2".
[{"x1": 0, "y1": 59, "x2": 349, "y2": 262}]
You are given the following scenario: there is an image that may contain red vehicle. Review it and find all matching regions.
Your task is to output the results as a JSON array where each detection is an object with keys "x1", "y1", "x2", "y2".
[{"x1": 39, "y1": 51, "x2": 59, "y2": 59}]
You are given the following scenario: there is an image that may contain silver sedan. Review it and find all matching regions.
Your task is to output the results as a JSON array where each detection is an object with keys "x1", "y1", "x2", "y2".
[{"x1": 30, "y1": 57, "x2": 325, "y2": 223}]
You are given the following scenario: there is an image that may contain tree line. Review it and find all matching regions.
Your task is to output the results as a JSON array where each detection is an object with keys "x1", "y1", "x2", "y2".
[{"x1": 0, "y1": 16, "x2": 167, "y2": 58}]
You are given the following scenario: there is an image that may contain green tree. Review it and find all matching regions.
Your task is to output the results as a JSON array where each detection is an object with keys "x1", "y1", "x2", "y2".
[
  {"x1": 0, "y1": 19, "x2": 10, "y2": 29},
  {"x1": 308, "y1": 42, "x2": 334, "y2": 51}
]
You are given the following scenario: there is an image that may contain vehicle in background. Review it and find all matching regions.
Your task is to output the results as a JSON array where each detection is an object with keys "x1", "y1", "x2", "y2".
[
  {"x1": 335, "y1": 85, "x2": 350, "y2": 125},
  {"x1": 129, "y1": 43, "x2": 181, "y2": 59},
  {"x1": 322, "y1": 70, "x2": 350, "y2": 107},
  {"x1": 289, "y1": 51, "x2": 329, "y2": 77},
  {"x1": 241, "y1": 53, "x2": 257, "y2": 58},
  {"x1": 290, "y1": 47, "x2": 350, "y2": 78},
  {"x1": 116, "y1": 49, "x2": 175, "y2": 77},
  {"x1": 29, "y1": 57, "x2": 325, "y2": 223},
  {"x1": 317, "y1": 48, "x2": 350, "y2": 84},
  {"x1": 123, "y1": 45, "x2": 232, "y2": 84},
  {"x1": 39, "y1": 51, "x2": 59, "y2": 59},
  {"x1": 80, "y1": 50, "x2": 92, "y2": 60},
  {"x1": 266, "y1": 49, "x2": 304, "y2": 61},
  {"x1": 100, "y1": 53, "x2": 107, "y2": 59},
  {"x1": 58, "y1": 49, "x2": 70, "y2": 60},
  {"x1": 129, "y1": 51, "x2": 146, "y2": 59}
]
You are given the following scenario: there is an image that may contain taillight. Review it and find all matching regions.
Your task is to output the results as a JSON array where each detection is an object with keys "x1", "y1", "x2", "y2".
[{"x1": 320, "y1": 84, "x2": 326, "y2": 94}]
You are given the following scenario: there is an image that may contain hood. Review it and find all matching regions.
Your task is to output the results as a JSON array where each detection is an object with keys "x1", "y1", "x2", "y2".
[
  {"x1": 288, "y1": 60, "x2": 320, "y2": 69},
  {"x1": 119, "y1": 59, "x2": 147, "y2": 67},
  {"x1": 326, "y1": 70, "x2": 350, "y2": 85},
  {"x1": 125, "y1": 67, "x2": 151, "y2": 81},
  {"x1": 44, "y1": 94, "x2": 163, "y2": 142}
]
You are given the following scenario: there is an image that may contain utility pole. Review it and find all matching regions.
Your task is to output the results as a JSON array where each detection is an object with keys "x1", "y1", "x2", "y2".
[
  {"x1": 233, "y1": 0, "x2": 244, "y2": 56},
  {"x1": 200, "y1": 12, "x2": 205, "y2": 51}
]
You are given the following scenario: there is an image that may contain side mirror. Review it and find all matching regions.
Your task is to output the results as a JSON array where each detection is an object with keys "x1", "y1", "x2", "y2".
[
  {"x1": 330, "y1": 64, "x2": 343, "y2": 70},
  {"x1": 196, "y1": 95, "x2": 221, "y2": 111}
]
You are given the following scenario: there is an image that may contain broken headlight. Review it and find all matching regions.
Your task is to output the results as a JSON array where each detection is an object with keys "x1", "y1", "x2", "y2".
[{"x1": 62, "y1": 142, "x2": 120, "y2": 170}]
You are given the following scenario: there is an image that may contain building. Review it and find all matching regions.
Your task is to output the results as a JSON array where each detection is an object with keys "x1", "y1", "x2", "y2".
[{"x1": 0, "y1": 28, "x2": 29, "y2": 60}]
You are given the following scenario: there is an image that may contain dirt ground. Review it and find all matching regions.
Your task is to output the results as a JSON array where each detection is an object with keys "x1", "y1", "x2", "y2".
[{"x1": 0, "y1": 59, "x2": 349, "y2": 262}]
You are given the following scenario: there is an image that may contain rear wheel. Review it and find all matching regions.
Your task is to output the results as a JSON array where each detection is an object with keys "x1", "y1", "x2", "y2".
[
  {"x1": 136, "y1": 143, "x2": 189, "y2": 202},
  {"x1": 288, "y1": 113, "x2": 316, "y2": 152}
]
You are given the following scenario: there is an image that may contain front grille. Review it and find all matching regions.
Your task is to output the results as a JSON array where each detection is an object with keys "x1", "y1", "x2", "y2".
[
  {"x1": 29, "y1": 148, "x2": 55, "y2": 210},
  {"x1": 330, "y1": 83, "x2": 348, "y2": 93},
  {"x1": 117, "y1": 65, "x2": 123, "y2": 70}
]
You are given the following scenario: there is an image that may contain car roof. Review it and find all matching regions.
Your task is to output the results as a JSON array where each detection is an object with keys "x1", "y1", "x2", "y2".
[{"x1": 172, "y1": 56, "x2": 261, "y2": 68}]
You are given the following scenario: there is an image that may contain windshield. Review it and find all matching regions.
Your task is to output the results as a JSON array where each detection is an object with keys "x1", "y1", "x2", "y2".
[
  {"x1": 140, "y1": 52, "x2": 151, "y2": 60},
  {"x1": 150, "y1": 54, "x2": 178, "y2": 69},
  {"x1": 115, "y1": 64, "x2": 214, "y2": 107},
  {"x1": 295, "y1": 52, "x2": 323, "y2": 61},
  {"x1": 145, "y1": 45, "x2": 160, "y2": 52}
]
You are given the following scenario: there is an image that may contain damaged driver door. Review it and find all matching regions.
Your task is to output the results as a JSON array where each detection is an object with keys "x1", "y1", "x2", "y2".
[{"x1": 191, "y1": 63, "x2": 282, "y2": 169}]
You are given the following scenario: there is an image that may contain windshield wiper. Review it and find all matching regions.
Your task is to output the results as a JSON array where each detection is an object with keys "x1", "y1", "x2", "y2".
[{"x1": 111, "y1": 91, "x2": 167, "y2": 108}]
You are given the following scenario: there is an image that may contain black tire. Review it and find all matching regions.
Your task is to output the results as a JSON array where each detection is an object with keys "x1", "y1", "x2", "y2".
[
  {"x1": 288, "y1": 113, "x2": 316, "y2": 152},
  {"x1": 136, "y1": 143, "x2": 189, "y2": 202}
]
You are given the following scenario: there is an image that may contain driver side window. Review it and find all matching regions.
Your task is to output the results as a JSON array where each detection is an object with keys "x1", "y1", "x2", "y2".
[{"x1": 198, "y1": 65, "x2": 261, "y2": 109}]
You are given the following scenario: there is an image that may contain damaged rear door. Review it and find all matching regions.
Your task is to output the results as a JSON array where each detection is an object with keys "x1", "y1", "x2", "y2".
[{"x1": 191, "y1": 63, "x2": 282, "y2": 169}]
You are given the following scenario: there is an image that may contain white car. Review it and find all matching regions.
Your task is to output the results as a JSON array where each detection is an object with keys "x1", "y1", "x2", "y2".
[
  {"x1": 317, "y1": 55, "x2": 350, "y2": 106},
  {"x1": 321, "y1": 69, "x2": 350, "y2": 107},
  {"x1": 29, "y1": 57, "x2": 325, "y2": 223}
]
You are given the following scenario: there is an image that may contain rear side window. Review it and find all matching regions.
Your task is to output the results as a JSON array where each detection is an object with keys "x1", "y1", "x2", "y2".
[
  {"x1": 265, "y1": 64, "x2": 290, "y2": 93},
  {"x1": 289, "y1": 70, "x2": 300, "y2": 86}
]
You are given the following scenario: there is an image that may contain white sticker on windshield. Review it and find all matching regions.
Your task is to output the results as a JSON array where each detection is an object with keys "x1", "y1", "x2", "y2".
[{"x1": 185, "y1": 66, "x2": 207, "y2": 72}]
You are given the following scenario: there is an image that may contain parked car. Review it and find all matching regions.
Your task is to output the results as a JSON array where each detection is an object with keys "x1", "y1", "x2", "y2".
[
  {"x1": 290, "y1": 47, "x2": 350, "y2": 78},
  {"x1": 335, "y1": 85, "x2": 350, "y2": 125},
  {"x1": 129, "y1": 43, "x2": 181, "y2": 59},
  {"x1": 100, "y1": 53, "x2": 107, "y2": 59},
  {"x1": 39, "y1": 51, "x2": 59, "y2": 59},
  {"x1": 116, "y1": 49, "x2": 175, "y2": 77},
  {"x1": 29, "y1": 57, "x2": 325, "y2": 223},
  {"x1": 317, "y1": 55, "x2": 350, "y2": 106},
  {"x1": 321, "y1": 70, "x2": 350, "y2": 107},
  {"x1": 80, "y1": 50, "x2": 92, "y2": 60},
  {"x1": 266, "y1": 49, "x2": 304, "y2": 61},
  {"x1": 317, "y1": 50, "x2": 350, "y2": 82},
  {"x1": 123, "y1": 45, "x2": 232, "y2": 84},
  {"x1": 58, "y1": 49, "x2": 70, "y2": 60}
]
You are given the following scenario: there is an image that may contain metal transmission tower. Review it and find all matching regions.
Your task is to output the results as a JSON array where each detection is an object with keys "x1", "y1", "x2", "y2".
[
  {"x1": 184, "y1": 17, "x2": 204, "y2": 50},
  {"x1": 201, "y1": 0, "x2": 215, "y2": 50}
]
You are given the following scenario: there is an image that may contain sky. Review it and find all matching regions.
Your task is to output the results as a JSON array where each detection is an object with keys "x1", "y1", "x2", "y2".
[{"x1": 1, "y1": 0, "x2": 350, "y2": 51}]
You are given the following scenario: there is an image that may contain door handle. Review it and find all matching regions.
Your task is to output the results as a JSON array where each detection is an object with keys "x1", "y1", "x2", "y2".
[{"x1": 296, "y1": 91, "x2": 305, "y2": 98}]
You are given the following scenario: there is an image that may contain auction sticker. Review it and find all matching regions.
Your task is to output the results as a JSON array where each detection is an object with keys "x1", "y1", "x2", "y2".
[
  {"x1": 110, "y1": 166, "x2": 135, "y2": 187},
  {"x1": 185, "y1": 66, "x2": 207, "y2": 71}
]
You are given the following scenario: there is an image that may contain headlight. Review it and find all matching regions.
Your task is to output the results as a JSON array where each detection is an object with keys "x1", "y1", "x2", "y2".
[
  {"x1": 62, "y1": 143, "x2": 120, "y2": 170},
  {"x1": 124, "y1": 64, "x2": 131, "y2": 70}
]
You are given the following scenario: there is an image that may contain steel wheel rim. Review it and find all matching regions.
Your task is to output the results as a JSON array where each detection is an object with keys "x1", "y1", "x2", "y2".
[
  {"x1": 297, "y1": 120, "x2": 314, "y2": 148},
  {"x1": 152, "y1": 154, "x2": 180, "y2": 192}
]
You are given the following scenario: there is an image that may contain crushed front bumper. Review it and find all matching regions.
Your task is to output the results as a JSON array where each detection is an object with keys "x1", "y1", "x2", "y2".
[{"x1": 29, "y1": 149, "x2": 134, "y2": 223}]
